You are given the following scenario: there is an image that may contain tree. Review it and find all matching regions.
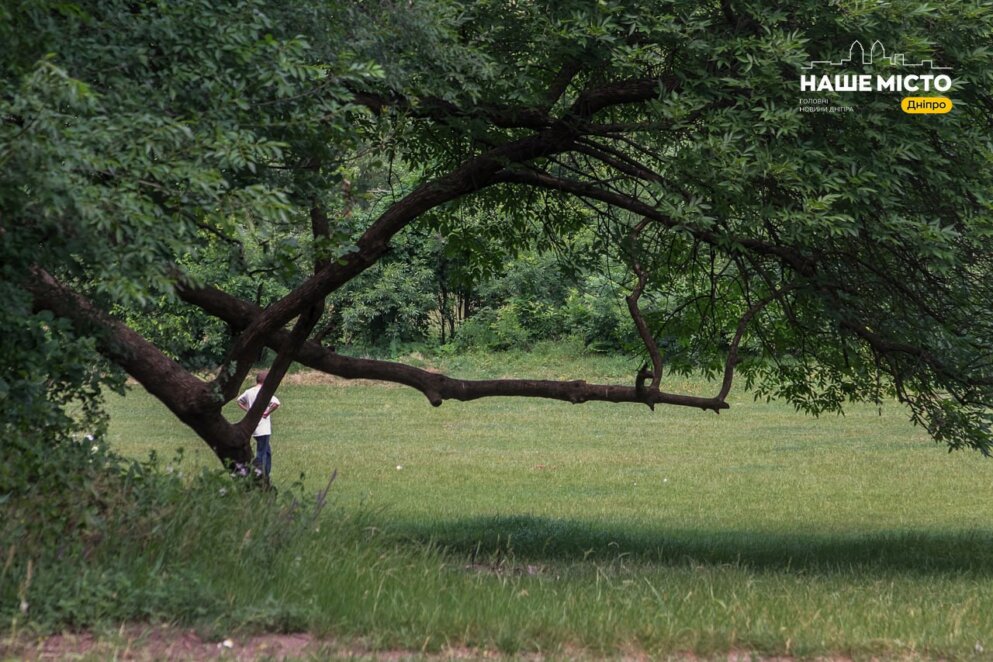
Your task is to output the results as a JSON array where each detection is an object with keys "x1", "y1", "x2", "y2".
[{"x1": 5, "y1": 0, "x2": 993, "y2": 471}]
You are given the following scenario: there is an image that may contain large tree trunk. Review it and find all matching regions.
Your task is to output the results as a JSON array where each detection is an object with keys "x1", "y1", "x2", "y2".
[{"x1": 28, "y1": 268, "x2": 271, "y2": 472}]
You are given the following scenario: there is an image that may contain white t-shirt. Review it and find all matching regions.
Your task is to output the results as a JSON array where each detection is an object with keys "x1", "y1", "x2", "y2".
[{"x1": 237, "y1": 384, "x2": 281, "y2": 437}]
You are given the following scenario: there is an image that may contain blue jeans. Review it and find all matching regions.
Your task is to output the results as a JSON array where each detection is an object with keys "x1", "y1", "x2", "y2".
[{"x1": 254, "y1": 435, "x2": 272, "y2": 477}]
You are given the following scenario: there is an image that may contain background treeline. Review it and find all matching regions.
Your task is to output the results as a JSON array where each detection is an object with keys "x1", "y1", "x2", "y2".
[{"x1": 324, "y1": 234, "x2": 637, "y2": 354}]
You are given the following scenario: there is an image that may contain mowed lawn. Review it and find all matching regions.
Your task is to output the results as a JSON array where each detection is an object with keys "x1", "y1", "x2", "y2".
[{"x1": 105, "y1": 358, "x2": 993, "y2": 658}]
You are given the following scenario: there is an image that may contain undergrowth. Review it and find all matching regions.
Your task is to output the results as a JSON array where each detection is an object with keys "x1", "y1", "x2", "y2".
[{"x1": 0, "y1": 441, "x2": 365, "y2": 636}]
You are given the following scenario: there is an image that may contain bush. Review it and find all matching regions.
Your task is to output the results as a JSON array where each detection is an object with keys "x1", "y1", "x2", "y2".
[
  {"x1": 335, "y1": 261, "x2": 437, "y2": 348},
  {"x1": 561, "y1": 287, "x2": 633, "y2": 353},
  {"x1": 452, "y1": 305, "x2": 530, "y2": 351}
]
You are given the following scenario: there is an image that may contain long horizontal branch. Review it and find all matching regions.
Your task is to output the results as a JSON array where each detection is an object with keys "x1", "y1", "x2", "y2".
[
  {"x1": 292, "y1": 344, "x2": 730, "y2": 412},
  {"x1": 177, "y1": 281, "x2": 729, "y2": 412}
]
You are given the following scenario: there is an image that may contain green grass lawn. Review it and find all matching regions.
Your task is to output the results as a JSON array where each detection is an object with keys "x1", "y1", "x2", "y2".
[{"x1": 101, "y1": 353, "x2": 993, "y2": 658}]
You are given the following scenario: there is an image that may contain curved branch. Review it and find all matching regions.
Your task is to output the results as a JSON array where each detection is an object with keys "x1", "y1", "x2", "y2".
[
  {"x1": 716, "y1": 285, "x2": 801, "y2": 403},
  {"x1": 624, "y1": 218, "x2": 663, "y2": 396},
  {"x1": 212, "y1": 131, "x2": 580, "y2": 368}
]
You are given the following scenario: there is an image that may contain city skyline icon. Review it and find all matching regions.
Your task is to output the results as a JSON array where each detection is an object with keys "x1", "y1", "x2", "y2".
[{"x1": 803, "y1": 40, "x2": 951, "y2": 71}]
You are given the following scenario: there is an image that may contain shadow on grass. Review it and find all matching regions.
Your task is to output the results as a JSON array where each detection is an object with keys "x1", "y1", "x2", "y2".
[{"x1": 389, "y1": 514, "x2": 993, "y2": 575}]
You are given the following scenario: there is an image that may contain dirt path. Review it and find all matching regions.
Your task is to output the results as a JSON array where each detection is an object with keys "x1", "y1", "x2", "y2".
[
  {"x1": 1, "y1": 626, "x2": 525, "y2": 661},
  {"x1": 3, "y1": 627, "x2": 315, "y2": 660},
  {"x1": 1, "y1": 626, "x2": 858, "y2": 661}
]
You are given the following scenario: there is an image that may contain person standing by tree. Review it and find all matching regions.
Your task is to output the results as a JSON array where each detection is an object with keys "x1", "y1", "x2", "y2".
[{"x1": 237, "y1": 371, "x2": 281, "y2": 479}]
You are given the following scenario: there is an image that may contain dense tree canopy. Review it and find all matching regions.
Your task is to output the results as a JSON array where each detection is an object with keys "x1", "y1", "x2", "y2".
[{"x1": 4, "y1": 0, "x2": 993, "y2": 472}]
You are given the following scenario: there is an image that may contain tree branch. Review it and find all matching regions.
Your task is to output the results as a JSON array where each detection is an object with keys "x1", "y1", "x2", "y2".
[
  {"x1": 493, "y1": 167, "x2": 815, "y2": 274},
  {"x1": 26, "y1": 269, "x2": 253, "y2": 463},
  {"x1": 27, "y1": 268, "x2": 214, "y2": 414},
  {"x1": 295, "y1": 345, "x2": 729, "y2": 412},
  {"x1": 838, "y1": 321, "x2": 993, "y2": 387},
  {"x1": 544, "y1": 58, "x2": 583, "y2": 110},
  {"x1": 235, "y1": 305, "x2": 323, "y2": 440},
  {"x1": 624, "y1": 219, "x2": 663, "y2": 399},
  {"x1": 716, "y1": 285, "x2": 800, "y2": 403},
  {"x1": 570, "y1": 76, "x2": 679, "y2": 117},
  {"x1": 177, "y1": 280, "x2": 729, "y2": 413},
  {"x1": 208, "y1": 130, "x2": 580, "y2": 366},
  {"x1": 232, "y1": 203, "x2": 333, "y2": 438}
]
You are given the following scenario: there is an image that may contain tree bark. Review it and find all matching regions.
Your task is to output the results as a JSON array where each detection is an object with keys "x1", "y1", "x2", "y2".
[
  {"x1": 25, "y1": 268, "x2": 256, "y2": 467},
  {"x1": 178, "y1": 281, "x2": 732, "y2": 412}
]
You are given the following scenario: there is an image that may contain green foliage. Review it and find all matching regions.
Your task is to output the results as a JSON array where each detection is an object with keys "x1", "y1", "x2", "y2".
[
  {"x1": 3, "y1": 4, "x2": 297, "y2": 301},
  {"x1": 0, "y1": 0, "x2": 378, "y2": 423},
  {"x1": 563, "y1": 279, "x2": 635, "y2": 353},
  {"x1": 4, "y1": 0, "x2": 993, "y2": 460},
  {"x1": 450, "y1": 254, "x2": 635, "y2": 352},
  {"x1": 321, "y1": 0, "x2": 993, "y2": 450},
  {"x1": 116, "y1": 239, "x2": 291, "y2": 369},
  {"x1": 455, "y1": 306, "x2": 529, "y2": 352},
  {"x1": 0, "y1": 284, "x2": 115, "y2": 496},
  {"x1": 336, "y1": 260, "x2": 437, "y2": 348}
]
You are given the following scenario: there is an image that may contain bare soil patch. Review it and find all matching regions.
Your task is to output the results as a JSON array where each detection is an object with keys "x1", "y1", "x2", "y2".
[
  {"x1": 0, "y1": 627, "x2": 863, "y2": 661},
  {"x1": 1, "y1": 626, "x2": 534, "y2": 661},
  {"x1": 281, "y1": 370, "x2": 407, "y2": 388},
  {"x1": 3, "y1": 627, "x2": 314, "y2": 661}
]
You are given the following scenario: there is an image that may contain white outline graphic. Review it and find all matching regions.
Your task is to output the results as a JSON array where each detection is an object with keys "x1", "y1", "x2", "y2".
[{"x1": 803, "y1": 40, "x2": 951, "y2": 71}]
